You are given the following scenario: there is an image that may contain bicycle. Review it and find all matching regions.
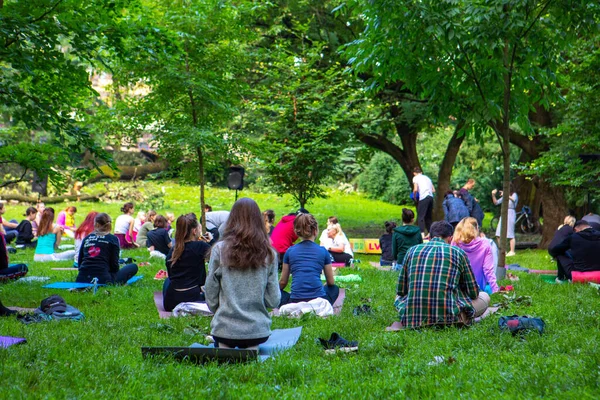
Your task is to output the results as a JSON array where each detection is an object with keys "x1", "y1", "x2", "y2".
[{"x1": 490, "y1": 205, "x2": 541, "y2": 234}]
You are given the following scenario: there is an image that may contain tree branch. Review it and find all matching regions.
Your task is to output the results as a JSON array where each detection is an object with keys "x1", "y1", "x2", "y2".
[
  {"x1": 0, "y1": 168, "x2": 28, "y2": 188},
  {"x1": 31, "y1": 0, "x2": 64, "y2": 24}
]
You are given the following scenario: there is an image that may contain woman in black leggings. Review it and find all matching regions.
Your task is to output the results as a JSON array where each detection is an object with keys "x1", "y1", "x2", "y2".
[{"x1": 162, "y1": 214, "x2": 211, "y2": 311}]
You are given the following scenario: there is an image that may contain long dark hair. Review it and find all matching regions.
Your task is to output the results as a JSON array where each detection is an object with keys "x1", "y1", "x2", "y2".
[
  {"x1": 221, "y1": 198, "x2": 274, "y2": 269},
  {"x1": 37, "y1": 208, "x2": 55, "y2": 237},
  {"x1": 171, "y1": 215, "x2": 198, "y2": 266}
]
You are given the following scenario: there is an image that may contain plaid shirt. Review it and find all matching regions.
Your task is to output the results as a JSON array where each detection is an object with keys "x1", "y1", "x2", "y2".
[{"x1": 394, "y1": 238, "x2": 479, "y2": 328}]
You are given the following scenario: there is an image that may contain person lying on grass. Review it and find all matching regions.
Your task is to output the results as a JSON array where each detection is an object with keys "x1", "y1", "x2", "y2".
[
  {"x1": 205, "y1": 198, "x2": 280, "y2": 350},
  {"x1": 279, "y1": 213, "x2": 339, "y2": 307},
  {"x1": 162, "y1": 214, "x2": 211, "y2": 312},
  {"x1": 395, "y1": 220, "x2": 490, "y2": 329},
  {"x1": 34, "y1": 208, "x2": 76, "y2": 262},
  {"x1": 76, "y1": 213, "x2": 138, "y2": 285}
]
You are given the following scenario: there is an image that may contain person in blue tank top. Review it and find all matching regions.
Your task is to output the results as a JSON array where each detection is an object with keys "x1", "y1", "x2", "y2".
[
  {"x1": 34, "y1": 208, "x2": 76, "y2": 262},
  {"x1": 279, "y1": 213, "x2": 339, "y2": 306}
]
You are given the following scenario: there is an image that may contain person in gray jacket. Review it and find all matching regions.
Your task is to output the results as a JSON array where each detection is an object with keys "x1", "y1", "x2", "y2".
[{"x1": 205, "y1": 198, "x2": 280, "y2": 349}]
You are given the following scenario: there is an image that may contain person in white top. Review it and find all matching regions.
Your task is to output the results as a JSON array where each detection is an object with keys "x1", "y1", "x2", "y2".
[
  {"x1": 492, "y1": 183, "x2": 518, "y2": 256},
  {"x1": 320, "y1": 223, "x2": 353, "y2": 266},
  {"x1": 114, "y1": 202, "x2": 138, "y2": 249},
  {"x1": 412, "y1": 167, "x2": 435, "y2": 237}
]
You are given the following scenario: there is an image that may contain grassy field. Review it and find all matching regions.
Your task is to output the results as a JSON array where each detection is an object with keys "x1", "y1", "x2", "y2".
[{"x1": 1, "y1": 183, "x2": 598, "y2": 398}]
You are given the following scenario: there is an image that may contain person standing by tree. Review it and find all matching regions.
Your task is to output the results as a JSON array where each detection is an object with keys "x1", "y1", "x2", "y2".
[
  {"x1": 458, "y1": 179, "x2": 485, "y2": 228},
  {"x1": 412, "y1": 167, "x2": 435, "y2": 237},
  {"x1": 492, "y1": 184, "x2": 518, "y2": 257}
]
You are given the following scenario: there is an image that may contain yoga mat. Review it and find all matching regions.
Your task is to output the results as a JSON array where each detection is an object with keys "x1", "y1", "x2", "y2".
[
  {"x1": 51, "y1": 268, "x2": 78, "y2": 271},
  {"x1": 142, "y1": 346, "x2": 258, "y2": 364},
  {"x1": 333, "y1": 288, "x2": 346, "y2": 315},
  {"x1": 528, "y1": 269, "x2": 557, "y2": 275},
  {"x1": 540, "y1": 275, "x2": 556, "y2": 284},
  {"x1": 0, "y1": 336, "x2": 26, "y2": 348},
  {"x1": 505, "y1": 264, "x2": 529, "y2": 273},
  {"x1": 386, "y1": 307, "x2": 501, "y2": 331},
  {"x1": 43, "y1": 275, "x2": 143, "y2": 289},
  {"x1": 191, "y1": 326, "x2": 303, "y2": 362},
  {"x1": 331, "y1": 263, "x2": 346, "y2": 268},
  {"x1": 369, "y1": 261, "x2": 392, "y2": 272},
  {"x1": 17, "y1": 276, "x2": 50, "y2": 283},
  {"x1": 153, "y1": 291, "x2": 173, "y2": 319},
  {"x1": 571, "y1": 271, "x2": 600, "y2": 284},
  {"x1": 272, "y1": 289, "x2": 346, "y2": 317},
  {"x1": 474, "y1": 306, "x2": 500, "y2": 323}
]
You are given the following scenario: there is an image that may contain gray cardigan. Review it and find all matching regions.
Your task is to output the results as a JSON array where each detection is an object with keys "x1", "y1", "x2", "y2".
[{"x1": 205, "y1": 242, "x2": 280, "y2": 340}]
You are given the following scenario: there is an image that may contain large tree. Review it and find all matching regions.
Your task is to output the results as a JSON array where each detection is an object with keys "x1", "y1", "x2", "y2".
[
  {"x1": 0, "y1": 0, "x2": 132, "y2": 188},
  {"x1": 345, "y1": 0, "x2": 597, "y2": 267},
  {"x1": 109, "y1": 0, "x2": 249, "y2": 229}
]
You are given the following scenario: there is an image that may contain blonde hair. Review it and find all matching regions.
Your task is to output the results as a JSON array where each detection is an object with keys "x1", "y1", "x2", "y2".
[
  {"x1": 563, "y1": 215, "x2": 576, "y2": 228},
  {"x1": 328, "y1": 223, "x2": 343, "y2": 238},
  {"x1": 453, "y1": 217, "x2": 479, "y2": 245}
]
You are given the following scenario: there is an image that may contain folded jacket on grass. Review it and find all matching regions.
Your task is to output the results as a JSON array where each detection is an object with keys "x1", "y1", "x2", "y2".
[{"x1": 272, "y1": 289, "x2": 346, "y2": 317}]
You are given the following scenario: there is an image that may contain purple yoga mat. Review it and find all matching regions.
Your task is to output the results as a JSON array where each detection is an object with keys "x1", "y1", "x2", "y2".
[
  {"x1": 0, "y1": 336, "x2": 26, "y2": 348},
  {"x1": 153, "y1": 292, "x2": 173, "y2": 319}
]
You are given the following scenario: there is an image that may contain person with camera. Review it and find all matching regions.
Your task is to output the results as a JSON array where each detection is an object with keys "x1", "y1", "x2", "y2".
[{"x1": 491, "y1": 184, "x2": 518, "y2": 257}]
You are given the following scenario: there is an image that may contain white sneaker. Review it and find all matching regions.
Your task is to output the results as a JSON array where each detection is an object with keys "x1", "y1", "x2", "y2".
[{"x1": 506, "y1": 251, "x2": 516, "y2": 257}]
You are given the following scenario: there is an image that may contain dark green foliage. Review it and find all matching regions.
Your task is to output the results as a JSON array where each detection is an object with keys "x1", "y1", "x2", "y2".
[{"x1": 358, "y1": 153, "x2": 412, "y2": 206}]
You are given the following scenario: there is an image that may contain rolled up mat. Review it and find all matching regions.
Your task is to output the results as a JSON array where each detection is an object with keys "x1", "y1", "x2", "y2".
[
  {"x1": 571, "y1": 270, "x2": 600, "y2": 284},
  {"x1": 540, "y1": 275, "x2": 557, "y2": 284},
  {"x1": 0, "y1": 336, "x2": 26, "y2": 348}
]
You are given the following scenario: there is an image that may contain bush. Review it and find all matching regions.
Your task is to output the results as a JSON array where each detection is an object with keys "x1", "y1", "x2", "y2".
[{"x1": 358, "y1": 152, "x2": 412, "y2": 205}]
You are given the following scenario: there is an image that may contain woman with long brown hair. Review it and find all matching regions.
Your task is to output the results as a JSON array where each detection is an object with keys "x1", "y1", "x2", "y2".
[
  {"x1": 162, "y1": 214, "x2": 211, "y2": 311},
  {"x1": 34, "y1": 208, "x2": 76, "y2": 262},
  {"x1": 205, "y1": 198, "x2": 280, "y2": 349}
]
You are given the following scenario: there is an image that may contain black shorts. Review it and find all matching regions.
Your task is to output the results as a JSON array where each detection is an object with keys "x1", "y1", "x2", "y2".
[{"x1": 212, "y1": 336, "x2": 269, "y2": 349}]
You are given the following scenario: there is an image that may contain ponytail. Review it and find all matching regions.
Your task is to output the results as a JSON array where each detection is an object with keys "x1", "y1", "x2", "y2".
[{"x1": 170, "y1": 215, "x2": 198, "y2": 266}]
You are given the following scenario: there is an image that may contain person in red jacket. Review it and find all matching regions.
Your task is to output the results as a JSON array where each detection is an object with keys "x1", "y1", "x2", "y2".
[{"x1": 270, "y1": 208, "x2": 309, "y2": 264}]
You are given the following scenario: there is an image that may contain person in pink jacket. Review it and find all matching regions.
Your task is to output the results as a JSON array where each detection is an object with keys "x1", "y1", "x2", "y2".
[{"x1": 452, "y1": 217, "x2": 499, "y2": 294}]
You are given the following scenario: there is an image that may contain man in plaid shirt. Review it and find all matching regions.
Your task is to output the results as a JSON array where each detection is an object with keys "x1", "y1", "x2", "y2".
[{"x1": 395, "y1": 221, "x2": 490, "y2": 328}]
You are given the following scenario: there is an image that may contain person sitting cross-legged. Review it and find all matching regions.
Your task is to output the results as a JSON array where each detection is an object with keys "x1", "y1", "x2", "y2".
[
  {"x1": 279, "y1": 213, "x2": 339, "y2": 307},
  {"x1": 76, "y1": 213, "x2": 138, "y2": 285},
  {"x1": 548, "y1": 219, "x2": 600, "y2": 281},
  {"x1": 395, "y1": 221, "x2": 490, "y2": 329}
]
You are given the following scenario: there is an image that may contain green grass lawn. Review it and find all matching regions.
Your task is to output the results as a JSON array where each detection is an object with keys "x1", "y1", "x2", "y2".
[{"x1": 1, "y1": 183, "x2": 599, "y2": 398}]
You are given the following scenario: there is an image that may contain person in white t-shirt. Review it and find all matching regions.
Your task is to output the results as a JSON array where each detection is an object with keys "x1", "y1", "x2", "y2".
[
  {"x1": 320, "y1": 223, "x2": 353, "y2": 266},
  {"x1": 114, "y1": 202, "x2": 138, "y2": 249},
  {"x1": 412, "y1": 167, "x2": 435, "y2": 237}
]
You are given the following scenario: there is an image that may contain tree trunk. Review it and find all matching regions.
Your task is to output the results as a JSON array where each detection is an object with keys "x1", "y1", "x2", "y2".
[
  {"x1": 86, "y1": 162, "x2": 168, "y2": 183},
  {"x1": 0, "y1": 193, "x2": 105, "y2": 203},
  {"x1": 538, "y1": 179, "x2": 568, "y2": 249},
  {"x1": 433, "y1": 122, "x2": 466, "y2": 221},
  {"x1": 197, "y1": 146, "x2": 206, "y2": 233}
]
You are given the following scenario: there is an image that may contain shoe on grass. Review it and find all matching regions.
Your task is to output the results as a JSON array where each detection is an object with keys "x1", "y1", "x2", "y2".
[
  {"x1": 319, "y1": 333, "x2": 358, "y2": 354},
  {"x1": 154, "y1": 270, "x2": 168, "y2": 280},
  {"x1": 506, "y1": 251, "x2": 516, "y2": 257}
]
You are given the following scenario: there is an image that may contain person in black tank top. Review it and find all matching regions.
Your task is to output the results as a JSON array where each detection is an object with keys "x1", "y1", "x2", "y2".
[{"x1": 162, "y1": 214, "x2": 211, "y2": 311}]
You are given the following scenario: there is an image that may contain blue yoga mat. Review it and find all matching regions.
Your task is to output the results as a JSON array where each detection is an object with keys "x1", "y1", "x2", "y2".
[
  {"x1": 43, "y1": 275, "x2": 143, "y2": 289},
  {"x1": 190, "y1": 327, "x2": 302, "y2": 361}
]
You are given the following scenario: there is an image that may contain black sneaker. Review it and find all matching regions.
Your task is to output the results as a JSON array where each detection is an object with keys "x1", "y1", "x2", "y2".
[{"x1": 319, "y1": 333, "x2": 358, "y2": 354}]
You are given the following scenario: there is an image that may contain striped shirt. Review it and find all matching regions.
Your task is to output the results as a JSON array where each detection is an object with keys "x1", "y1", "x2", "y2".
[{"x1": 394, "y1": 238, "x2": 479, "y2": 328}]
